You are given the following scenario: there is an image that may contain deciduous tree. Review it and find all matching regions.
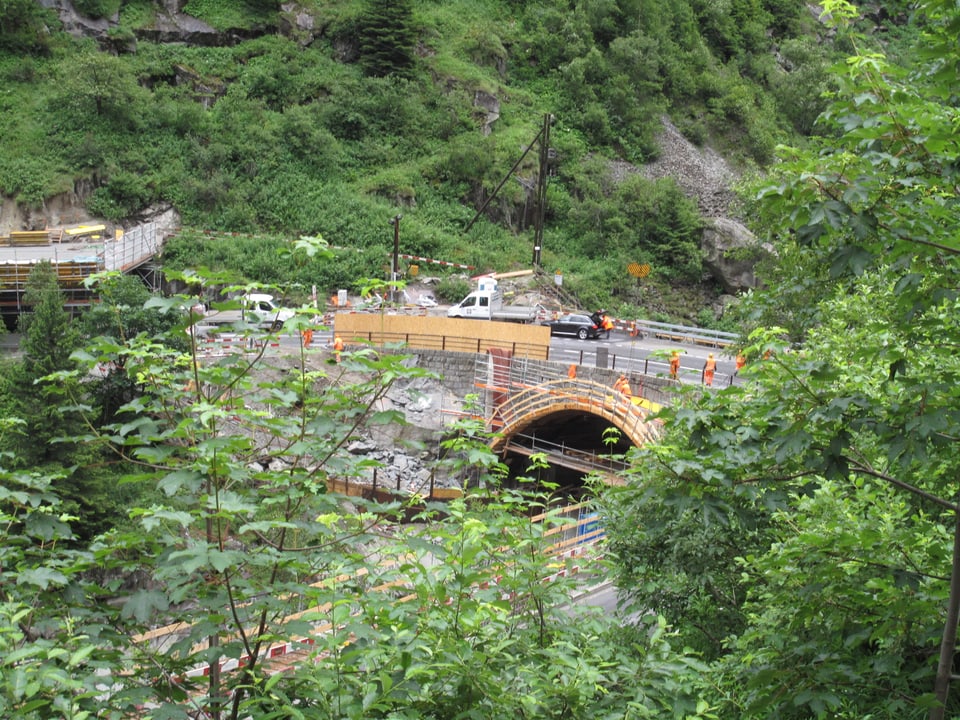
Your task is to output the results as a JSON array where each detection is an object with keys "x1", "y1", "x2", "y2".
[
  {"x1": 604, "y1": 1, "x2": 960, "y2": 717},
  {"x1": 5, "y1": 259, "x2": 711, "y2": 719}
]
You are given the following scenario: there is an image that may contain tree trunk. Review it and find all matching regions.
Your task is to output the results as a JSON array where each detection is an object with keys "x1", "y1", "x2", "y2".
[{"x1": 930, "y1": 503, "x2": 960, "y2": 720}]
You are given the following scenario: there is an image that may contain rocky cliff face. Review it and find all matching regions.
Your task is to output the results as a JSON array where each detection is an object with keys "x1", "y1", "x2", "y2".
[
  {"x1": 39, "y1": 0, "x2": 238, "y2": 47},
  {"x1": 1, "y1": 179, "x2": 102, "y2": 233}
]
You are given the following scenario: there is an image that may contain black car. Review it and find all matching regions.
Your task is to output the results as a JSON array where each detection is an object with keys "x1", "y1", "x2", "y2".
[{"x1": 543, "y1": 313, "x2": 602, "y2": 340}]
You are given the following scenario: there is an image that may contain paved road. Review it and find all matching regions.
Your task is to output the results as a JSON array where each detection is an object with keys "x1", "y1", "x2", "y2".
[
  {"x1": 571, "y1": 581, "x2": 620, "y2": 614},
  {"x1": 565, "y1": 580, "x2": 647, "y2": 625},
  {"x1": 3, "y1": 320, "x2": 741, "y2": 386},
  {"x1": 282, "y1": 325, "x2": 739, "y2": 387},
  {"x1": 548, "y1": 331, "x2": 739, "y2": 385}
]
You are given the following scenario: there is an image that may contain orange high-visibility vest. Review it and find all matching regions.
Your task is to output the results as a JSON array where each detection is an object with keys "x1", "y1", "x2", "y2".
[{"x1": 704, "y1": 357, "x2": 717, "y2": 386}]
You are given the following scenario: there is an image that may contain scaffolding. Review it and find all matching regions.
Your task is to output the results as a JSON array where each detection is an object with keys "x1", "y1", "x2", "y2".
[{"x1": 0, "y1": 221, "x2": 163, "y2": 318}]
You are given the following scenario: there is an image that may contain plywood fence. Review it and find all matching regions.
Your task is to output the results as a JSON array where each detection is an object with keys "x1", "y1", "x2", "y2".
[{"x1": 333, "y1": 313, "x2": 551, "y2": 360}]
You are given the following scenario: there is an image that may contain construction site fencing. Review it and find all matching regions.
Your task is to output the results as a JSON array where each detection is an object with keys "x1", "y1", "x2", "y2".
[
  {"x1": 0, "y1": 220, "x2": 162, "y2": 313},
  {"x1": 477, "y1": 353, "x2": 578, "y2": 389},
  {"x1": 606, "y1": 351, "x2": 736, "y2": 388},
  {"x1": 475, "y1": 354, "x2": 682, "y2": 410},
  {"x1": 0, "y1": 259, "x2": 102, "y2": 290},
  {"x1": 548, "y1": 345, "x2": 737, "y2": 389},
  {"x1": 343, "y1": 327, "x2": 549, "y2": 360}
]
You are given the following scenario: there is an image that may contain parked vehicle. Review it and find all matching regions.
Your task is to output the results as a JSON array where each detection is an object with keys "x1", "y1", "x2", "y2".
[
  {"x1": 198, "y1": 293, "x2": 296, "y2": 333},
  {"x1": 416, "y1": 292, "x2": 438, "y2": 308},
  {"x1": 446, "y1": 278, "x2": 539, "y2": 323},
  {"x1": 542, "y1": 313, "x2": 601, "y2": 340}
]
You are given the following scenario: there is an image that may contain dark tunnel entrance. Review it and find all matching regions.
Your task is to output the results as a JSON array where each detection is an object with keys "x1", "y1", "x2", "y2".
[{"x1": 497, "y1": 409, "x2": 635, "y2": 500}]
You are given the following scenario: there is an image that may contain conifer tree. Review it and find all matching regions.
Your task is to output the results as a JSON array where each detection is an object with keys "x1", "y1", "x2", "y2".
[
  {"x1": 7, "y1": 262, "x2": 117, "y2": 539},
  {"x1": 19, "y1": 261, "x2": 80, "y2": 383},
  {"x1": 358, "y1": 0, "x2": 416, "y2": 78}
]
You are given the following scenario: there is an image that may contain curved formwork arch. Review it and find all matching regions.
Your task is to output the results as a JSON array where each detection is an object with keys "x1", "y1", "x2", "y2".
[{"x1": 488, "y1": 378, "x2": 663, "y2": 453}]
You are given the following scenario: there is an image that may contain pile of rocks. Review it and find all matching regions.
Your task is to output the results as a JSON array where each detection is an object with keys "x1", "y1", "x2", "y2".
[
  {"x1": 641, "y1": 117, "x2": 739, "y2": 217},
  {"x1": 345, "y1": 436, "x2": 437, "y2": 495}
]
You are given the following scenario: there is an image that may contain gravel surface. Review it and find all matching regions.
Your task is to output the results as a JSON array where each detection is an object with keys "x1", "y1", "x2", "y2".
[{"x1": 610, "y1": 116, "x2": 740, "y2": 217}]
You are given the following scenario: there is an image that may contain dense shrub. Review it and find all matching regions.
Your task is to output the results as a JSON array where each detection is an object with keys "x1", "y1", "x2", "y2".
[
  {"x1": 0, "y1": 0, "x2": 57, "y2": 53},
  {"x1": 72, "y1": 0, "x2": 122, "y2": 19},
  {"x1": 435, "y1": 275, "x2": 472, "y2": 303}
]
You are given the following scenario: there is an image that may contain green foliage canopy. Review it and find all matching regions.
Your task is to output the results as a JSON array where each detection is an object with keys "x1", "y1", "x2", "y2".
[
  {"x1": 603, "y1": 1, "x2": 960, "y2": 717},
  {"x1": 0, "y1": 259, "x2": 718, "y2": 719}
]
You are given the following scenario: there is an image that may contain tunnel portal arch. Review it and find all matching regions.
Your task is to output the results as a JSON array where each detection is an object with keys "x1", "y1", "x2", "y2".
[
  {"x1": 490, "y1": 379, "x2": 662, "y2": 451},
  {"x1": 487, "y1": 379, "x2": 663, "y2": 492}
]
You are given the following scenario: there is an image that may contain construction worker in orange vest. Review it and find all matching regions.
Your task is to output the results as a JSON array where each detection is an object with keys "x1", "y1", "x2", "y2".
[
  {"x1": 670, "y1": 350, "x2": 681, "y2": 380},
  {"x1": 703, "y1": 352, "x2": 717, "y2": 387},
  {"x1": 614, "y1": 374, "x2": 632, "y2": 397},
  {"x1": 332, "y1": 335, "x2": 344, "y2": 363},
  {"x1": 735, "y1": 351, "x2": 746, "y2": 374},
  {"x1": 602, "y1": 314, "x2": 614, "y2": 338}
]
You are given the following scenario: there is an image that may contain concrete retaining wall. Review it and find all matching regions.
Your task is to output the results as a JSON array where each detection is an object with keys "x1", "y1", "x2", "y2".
[
  {"x1": 390, "y1": 347, "x2": 679, "y2": 410},
  {"x1": 332, "y1": 313, "x2": 679, "y2": 407}
]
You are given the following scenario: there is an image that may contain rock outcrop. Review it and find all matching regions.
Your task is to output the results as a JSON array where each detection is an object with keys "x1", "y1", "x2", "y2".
[
  {"x1": 0, "y1": 178, "x2": 101, "y2": 234},
  {"x1": 473, "y1": 91, "x2": 501, "y2": 136},
  {"x1": 39, "y1": 0, "x2": 258, "y2": 48},
  {"x1": 701, "y1": 217, "x2": 769, "y2": 294},
  {"x1": 38, "y1": 0, "x2": 113, "y2": 40}
]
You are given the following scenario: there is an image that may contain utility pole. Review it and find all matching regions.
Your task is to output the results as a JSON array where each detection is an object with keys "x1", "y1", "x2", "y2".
[
  {"x1": 532, "y1": 113, "x2": 551, "y2": 268},
  {"x1": 390, "y1": 214, "x2": 402, "y2": 304},
  {"x1": 464, "y1": 114, "x2": 554, "y2": 270}
]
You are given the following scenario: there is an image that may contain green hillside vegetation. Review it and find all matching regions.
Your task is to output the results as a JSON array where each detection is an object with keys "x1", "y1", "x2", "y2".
[{"x1": 0, "y1": 0, "x2": 840, "y2": 321}]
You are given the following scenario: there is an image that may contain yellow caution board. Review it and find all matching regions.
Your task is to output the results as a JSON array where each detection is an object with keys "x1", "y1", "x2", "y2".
[
  {"x1": 64, "y1": 224, "x2": 106, "y2": 240},
  {"x1": 632, "y1": 396, "x2": 662, "y2": 412}
]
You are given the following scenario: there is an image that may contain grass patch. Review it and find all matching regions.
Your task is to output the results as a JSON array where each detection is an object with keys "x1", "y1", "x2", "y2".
[
  {"x1": 181, "y1": 0, "x2": 279, "y2": 31},
  {"x1": 118, "y1": 0, "x2": 158, "y2": 30}
]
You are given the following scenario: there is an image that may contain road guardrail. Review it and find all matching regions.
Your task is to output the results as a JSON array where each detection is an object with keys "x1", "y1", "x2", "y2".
[{"x1": 625, "y1": 318, "x2": 738, "y2": 348}]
